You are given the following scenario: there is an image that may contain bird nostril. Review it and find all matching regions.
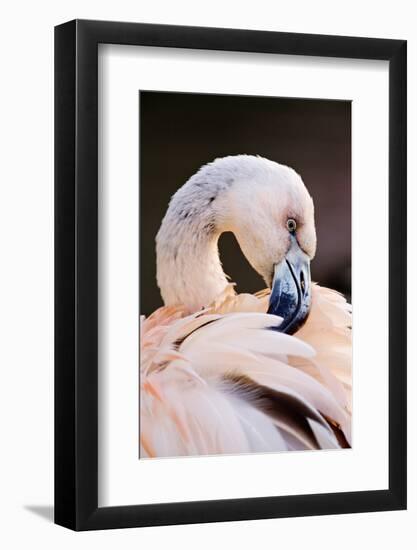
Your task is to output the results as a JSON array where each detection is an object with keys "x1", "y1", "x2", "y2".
[{"x1": 300, "y1": 271, "x2": 306, "y2": 295}]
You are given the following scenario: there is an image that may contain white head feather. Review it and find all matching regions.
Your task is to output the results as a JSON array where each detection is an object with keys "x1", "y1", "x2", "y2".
[{"x1": 156, "y1": 155, "x2": 316, "y2": 311}]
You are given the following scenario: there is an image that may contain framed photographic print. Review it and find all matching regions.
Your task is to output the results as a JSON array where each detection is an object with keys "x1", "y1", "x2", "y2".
[{"x1": 55, "y1": 19, "x2": 407, "y2": 530}]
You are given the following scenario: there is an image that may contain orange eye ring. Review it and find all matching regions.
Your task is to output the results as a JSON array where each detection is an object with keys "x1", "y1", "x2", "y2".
[{"x1": 286, "y1": 218, "x2": 297, "y2": 233}]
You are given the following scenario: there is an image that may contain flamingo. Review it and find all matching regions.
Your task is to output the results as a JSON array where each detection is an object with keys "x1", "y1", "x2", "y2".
[{"x1": 140, "y1": 155, "x2": 351, "y2": 458}]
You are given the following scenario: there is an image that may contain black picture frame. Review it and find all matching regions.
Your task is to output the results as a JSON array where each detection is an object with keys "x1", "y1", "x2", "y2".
[{"x1": 55, "y1": 19, "x2": 407, "y2": 531}]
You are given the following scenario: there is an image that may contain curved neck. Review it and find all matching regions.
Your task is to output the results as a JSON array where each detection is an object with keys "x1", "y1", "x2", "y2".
[
  {"x1": 155, "y1": 155, "x2": 283, "y2": 312},
  {"x1": 156, "y1": 217, "x2": 229, "y2": 312}
]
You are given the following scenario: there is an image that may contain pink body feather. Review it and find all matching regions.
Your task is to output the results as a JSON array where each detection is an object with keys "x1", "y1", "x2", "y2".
[{"x1": 140, "y1": 284, "x2": 351, "y2": 458}]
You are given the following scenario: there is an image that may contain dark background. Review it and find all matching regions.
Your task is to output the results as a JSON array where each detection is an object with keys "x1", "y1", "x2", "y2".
[{"x1": 140, "y1": 91, "x2": 351, "y2": 316}]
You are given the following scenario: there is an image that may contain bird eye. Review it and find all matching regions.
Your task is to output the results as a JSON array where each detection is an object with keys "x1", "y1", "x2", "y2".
[{"x1": 286, "y1": 218, "x2": 297, "y2": 233}]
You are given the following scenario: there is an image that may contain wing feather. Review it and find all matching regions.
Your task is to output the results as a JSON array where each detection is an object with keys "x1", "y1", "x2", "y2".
[{"x1": 140, "y1": 283, "x2": 352, "y2": 457}]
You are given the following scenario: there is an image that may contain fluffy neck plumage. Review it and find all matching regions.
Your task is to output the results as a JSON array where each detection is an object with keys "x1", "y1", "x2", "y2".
[
  {"x1": 156, "y1": 181, "x2": 230, "y2": 312},
  {"x1": 157, "y1": 226, "x2": 227, "y2": 312}
]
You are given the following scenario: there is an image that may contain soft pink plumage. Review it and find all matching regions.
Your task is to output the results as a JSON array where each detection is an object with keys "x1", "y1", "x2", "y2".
[{"x1": 140, "y1": 284, "x2": 351, "y2": 458}]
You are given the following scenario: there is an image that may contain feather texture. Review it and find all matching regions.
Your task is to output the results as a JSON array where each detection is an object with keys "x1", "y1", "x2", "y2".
[{"x1": 140, "y1": 284, "x2": 351, "y2": 458}]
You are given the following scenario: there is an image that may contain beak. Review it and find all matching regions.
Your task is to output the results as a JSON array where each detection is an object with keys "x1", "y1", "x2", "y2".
[{"x1": 267, "y1": 235, "x2": 312, "y2": 334}]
